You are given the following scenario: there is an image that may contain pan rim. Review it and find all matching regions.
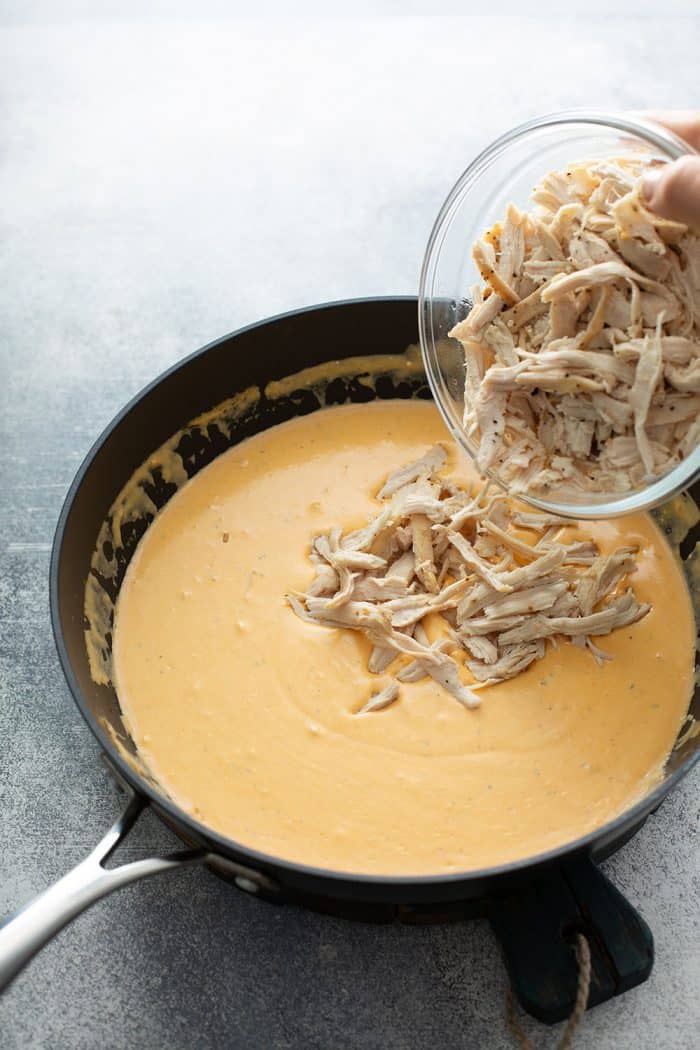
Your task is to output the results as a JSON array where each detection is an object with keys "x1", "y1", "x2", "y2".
[{"x1": 49, "y1": 295, "x2": 700, "y2": 894}]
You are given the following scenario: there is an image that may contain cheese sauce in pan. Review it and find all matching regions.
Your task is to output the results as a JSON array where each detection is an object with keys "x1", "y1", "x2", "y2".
[{"x1": 113, "y1": 400, "x2": 694, "y2": 875}]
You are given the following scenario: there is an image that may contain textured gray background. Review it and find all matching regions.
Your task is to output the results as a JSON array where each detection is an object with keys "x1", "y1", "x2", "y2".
[{"x1": 1, "y1": 7, "x2": 699, "y2": 1049}]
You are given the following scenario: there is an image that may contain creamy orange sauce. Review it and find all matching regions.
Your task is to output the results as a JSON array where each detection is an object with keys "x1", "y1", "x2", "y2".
[{"x1": 112, "y1": 400, "x2": 694, "y2": 875}]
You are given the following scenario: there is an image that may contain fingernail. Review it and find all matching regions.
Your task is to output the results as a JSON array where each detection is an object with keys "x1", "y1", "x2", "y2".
[{"x1": 642, "y1": 168, "x2": 663, "y2": 202}]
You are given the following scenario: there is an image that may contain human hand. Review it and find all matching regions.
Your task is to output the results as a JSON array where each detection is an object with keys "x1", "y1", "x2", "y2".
[{"x1": 641, "y1": 111, "x2": 700, "y2": 229}]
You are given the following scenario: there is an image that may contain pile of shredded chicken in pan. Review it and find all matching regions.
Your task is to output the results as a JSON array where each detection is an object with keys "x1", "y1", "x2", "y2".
[
  {"x1": 448, "y1": 157, "x2": 700, "y2": 499},
  {"x1": 288, "y1": 445, "x2": 648, "y2": 709}
]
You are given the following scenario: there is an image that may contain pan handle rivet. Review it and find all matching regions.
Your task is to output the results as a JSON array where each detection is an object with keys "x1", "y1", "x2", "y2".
[{"x1": 235, "y1": 876, "x2": 260, "y2": 895}]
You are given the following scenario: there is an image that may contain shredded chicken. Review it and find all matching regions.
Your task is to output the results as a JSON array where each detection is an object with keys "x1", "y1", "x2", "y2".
[
  {"x1": 357, "y1": 682, "x2": 400, "y2": 714},
  {"x1": 286, "y1": 449, "x2": 649, "y2": 709},
  {"x1": 449, "y1": 157, "x2": 700, "y2": 497}
]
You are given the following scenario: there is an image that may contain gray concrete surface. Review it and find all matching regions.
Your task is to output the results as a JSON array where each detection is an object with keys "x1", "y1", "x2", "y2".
[{"x1": 1, "y1": 9, "x2": 699, "y2": 1049}]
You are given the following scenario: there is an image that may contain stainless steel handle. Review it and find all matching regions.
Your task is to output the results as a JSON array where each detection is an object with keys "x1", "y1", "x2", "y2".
[{"x1": 0, "y1": 791, "x2": 205, "y2": 993}]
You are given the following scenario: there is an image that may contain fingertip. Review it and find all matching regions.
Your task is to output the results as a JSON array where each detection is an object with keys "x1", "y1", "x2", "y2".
[
  {"x1": 641, "y1": 167, "x2": 663, "y2": 205},
  {"x1": 643, "y1": 156, "x2": 700, "y2": 229}
]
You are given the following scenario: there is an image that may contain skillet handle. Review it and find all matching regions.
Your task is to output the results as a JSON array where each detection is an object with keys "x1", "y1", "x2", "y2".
[
  {"x1": 488, "y1": 856, "x2": 654, "y2": 1024},
  {"x1": 0, "y1": 790, "x2": 205, "y2": 994}
]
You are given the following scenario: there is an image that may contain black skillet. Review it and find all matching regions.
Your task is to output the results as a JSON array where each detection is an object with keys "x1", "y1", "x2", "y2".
[{"x1": 1, "y1": 298, "x2": 699, "y2": 1024}]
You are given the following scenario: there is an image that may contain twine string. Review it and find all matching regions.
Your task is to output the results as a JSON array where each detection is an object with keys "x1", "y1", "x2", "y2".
[{"x1": 506, "y1": 933, "x2": 592, "y2": 1050}]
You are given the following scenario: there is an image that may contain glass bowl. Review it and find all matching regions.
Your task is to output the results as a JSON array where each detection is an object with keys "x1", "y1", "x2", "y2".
[{"x1": 418, "y1": 110, "x2": 699, "y2": 520}]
